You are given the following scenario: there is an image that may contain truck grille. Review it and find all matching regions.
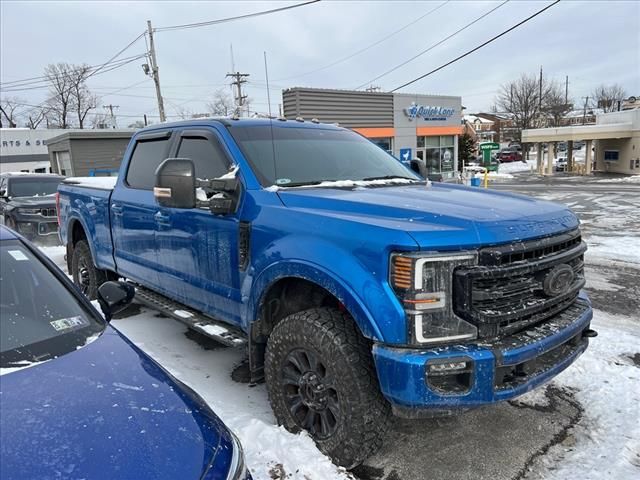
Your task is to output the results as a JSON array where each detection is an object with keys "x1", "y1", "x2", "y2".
[
  {"x1": 41, "y1": 208, "x2": 57, "y2": 217},
  {"x1": 453, "y1": 229, "x2": 586, "y2": 338}
]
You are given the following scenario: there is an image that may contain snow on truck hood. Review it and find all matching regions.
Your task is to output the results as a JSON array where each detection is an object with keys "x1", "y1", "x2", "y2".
[
  {"x1": 276, "y1": 183, "x2": 580, "y2": 249},
  {"x1": 0, "y1": 327, "x2": 230, "y2": 480}
]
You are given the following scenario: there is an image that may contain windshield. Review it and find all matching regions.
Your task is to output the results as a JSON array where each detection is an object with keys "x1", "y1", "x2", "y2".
[
  {"x1": 0, "y1": 242, "x2": 104, "y2": 367},
  {"x1": 8, "y1": 178, "x2": 62, "y2": 197},
  {"x1": 228, "y1": 125, "x2": 422, "y2": 187}
]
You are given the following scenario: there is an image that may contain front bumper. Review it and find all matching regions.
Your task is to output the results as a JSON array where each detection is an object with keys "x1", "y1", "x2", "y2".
[{"x1": 373, "y1": 292, "x2": 593, "y2": 415}]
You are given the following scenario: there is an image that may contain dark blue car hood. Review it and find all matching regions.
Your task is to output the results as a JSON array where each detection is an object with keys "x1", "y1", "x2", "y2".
[
  {"x1": 0, "y1": 327, "x2": 231, "y2": 480},
  {"x1": 277, "y1": 183, "x2": 579, "y2": 249}
]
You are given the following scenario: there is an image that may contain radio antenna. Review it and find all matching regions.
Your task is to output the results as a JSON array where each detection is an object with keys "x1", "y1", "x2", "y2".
[{"x1": 264, "y1": 51, "x2": 277, "y2": 184}]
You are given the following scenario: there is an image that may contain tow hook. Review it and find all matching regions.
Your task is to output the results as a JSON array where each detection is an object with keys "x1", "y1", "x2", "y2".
[{"x1": 582, "y1": 329, "x2": 598, "y2": 338}]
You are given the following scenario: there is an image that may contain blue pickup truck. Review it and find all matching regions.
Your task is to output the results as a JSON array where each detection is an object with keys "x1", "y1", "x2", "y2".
[{"x1": 58, "y1": 118, "x2": 595, "y2": 468}]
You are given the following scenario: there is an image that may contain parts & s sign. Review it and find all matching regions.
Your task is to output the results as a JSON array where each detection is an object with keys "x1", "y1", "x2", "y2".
[{"x1": 404, "y1": 102, "x2": 455, "y2": 121}]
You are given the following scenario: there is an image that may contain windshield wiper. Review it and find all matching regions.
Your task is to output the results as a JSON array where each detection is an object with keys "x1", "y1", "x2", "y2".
[
  {"x1": 362, "y1": 175, "x2": 421, "y2": 182},
  {"x1": 278, "y1": 180, "x2": 336, "y2": 188}
]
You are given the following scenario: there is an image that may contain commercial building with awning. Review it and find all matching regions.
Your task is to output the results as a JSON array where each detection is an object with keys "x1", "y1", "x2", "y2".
[{"x1": 522, "y1": 109, "x2": 639, "y2": 175}]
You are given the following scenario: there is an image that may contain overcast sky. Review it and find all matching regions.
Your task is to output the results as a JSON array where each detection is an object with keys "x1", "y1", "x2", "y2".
[{"x1": 1, "y1": 0, "x2": 638, "y2": 125}]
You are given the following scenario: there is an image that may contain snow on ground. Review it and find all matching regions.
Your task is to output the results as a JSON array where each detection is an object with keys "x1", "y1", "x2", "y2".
[
  {"x1": 497, "y1": 158, "x2": 536, "y2": 174},
  {"x1": 525, "y1": 309, "x2": 640, "y2": 480},
  {"x1": 111, "y1": 308, "x2": 352, "y2": 480}
]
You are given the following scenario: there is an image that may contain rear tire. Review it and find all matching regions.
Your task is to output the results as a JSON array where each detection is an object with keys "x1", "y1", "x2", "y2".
[
  {"x1": 265, "y1": 307, "x2": 390, "y2": 468},
  {"x1": 71, "y1": 240, "x2": 107, "y2": 299}
]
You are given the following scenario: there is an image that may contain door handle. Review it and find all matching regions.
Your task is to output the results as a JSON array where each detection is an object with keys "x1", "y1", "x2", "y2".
[
  {"x1": 111, "y1": 204, "x2": 123, "y2": 216},
  {"x1": 154, "y1": 211, "x2": 171, "y2": 227}
]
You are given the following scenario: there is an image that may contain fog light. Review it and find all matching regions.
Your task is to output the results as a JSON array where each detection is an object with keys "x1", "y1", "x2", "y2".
[
  {"x1": 426, "y1": 358, "x2": 473, "y2": 395},
  {"x1": 428, "y1": 361, "x2": 468, "y2": 374}
]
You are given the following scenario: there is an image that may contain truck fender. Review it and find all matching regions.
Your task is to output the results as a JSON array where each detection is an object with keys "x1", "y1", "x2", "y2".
[{"x1": 247, "y1": 259, "x2": 387, "y2": 342}]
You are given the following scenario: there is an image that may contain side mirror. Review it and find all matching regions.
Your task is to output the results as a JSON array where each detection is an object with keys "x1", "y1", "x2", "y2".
[
  {"x1": 97, "y1": 281, "x2": 135, "y2": 321},
  {"x1": 154, "y1": 158, "x2": 196, "y2": 208},
  {"x1": 207, "y1": 176, "x2": 240, "y2": 215}
]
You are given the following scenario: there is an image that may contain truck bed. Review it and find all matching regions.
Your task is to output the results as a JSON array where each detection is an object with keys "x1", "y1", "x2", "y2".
[{"x1": 57, "y1": 177, "x2": 117, "y2": 272}]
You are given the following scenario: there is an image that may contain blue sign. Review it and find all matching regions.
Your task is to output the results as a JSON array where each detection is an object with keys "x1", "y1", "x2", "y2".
[
  {"x1": 399, "y1": 148, "x2": 412, "y2": 165},
  {"x1": 404, "y1": 102, "x2": 455, "y2": 121}
]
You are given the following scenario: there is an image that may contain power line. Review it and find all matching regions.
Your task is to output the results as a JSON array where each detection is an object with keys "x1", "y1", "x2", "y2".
[
  {"x1": 273, "y1": 0, "x2": 451, "y2": 82},
  {"x1": 391, "y1": 0, "x2": 561, "y2": 92},
  {"x1": 1, "y1": 54, "x2": 147, "y2": 93},
  {"x1": 0, "y1": 34, "x2": 145, "y2": 88},
  {"x1": 354, "y1": 0, "x2": 510, "y2": 90},
  {"x1": 155, "y1": 0, "x2": 320, "y2": 32}
]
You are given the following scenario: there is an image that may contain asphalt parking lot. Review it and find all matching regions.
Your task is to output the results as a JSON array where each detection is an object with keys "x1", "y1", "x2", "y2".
[{"x1": 354, "y1": 174, "x2": 640, "y2": 480}]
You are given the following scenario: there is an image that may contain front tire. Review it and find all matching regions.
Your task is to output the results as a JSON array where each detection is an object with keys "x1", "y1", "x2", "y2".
[
  {"x1": 71, "y1": 240, "x2": 107, "y2": 299},
  {"x1": 265, "y1": 307, "x2": 390, "y2": 468}
]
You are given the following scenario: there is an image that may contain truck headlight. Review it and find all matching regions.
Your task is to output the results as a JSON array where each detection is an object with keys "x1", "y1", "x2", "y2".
[
  {"x1": 17, "y1": 208, "x2": 40, "y2": 215},
  {"x1": 390, "y1": 252, "x2": 478, "y2": 345}
]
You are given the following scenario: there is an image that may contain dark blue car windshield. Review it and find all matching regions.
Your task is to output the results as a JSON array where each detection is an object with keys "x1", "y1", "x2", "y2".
[
  {"x1": 228, "y1": 125, "x2": 421, "y2": 187},
  {"x1": 0, "y1": 242, "x2": 104, "y2": 367}
]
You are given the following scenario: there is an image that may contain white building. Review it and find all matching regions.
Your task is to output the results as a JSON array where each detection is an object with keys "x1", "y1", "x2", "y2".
[{"x1": 0, "y1": 129, "x2": 68, "y2": 173}]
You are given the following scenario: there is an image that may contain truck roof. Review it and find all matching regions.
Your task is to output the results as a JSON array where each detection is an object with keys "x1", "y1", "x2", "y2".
[{"x1": 136, "y1": 117, "x2": 344, "y2": 134}]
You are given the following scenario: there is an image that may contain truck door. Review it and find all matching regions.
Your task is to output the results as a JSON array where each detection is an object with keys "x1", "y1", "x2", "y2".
[
  {"x1": 155, "y1": 128, "x2": 242, "y2": 325},
  {"x1": 110, "y1": 131, "x2": 173, "y2": 290}
]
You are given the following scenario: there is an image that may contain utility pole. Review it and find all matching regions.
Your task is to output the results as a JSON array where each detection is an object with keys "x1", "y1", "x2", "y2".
[
  {"x1": 538, "y1": 66, "x2": 543, "y2": 108},
  {"x1": 582, "y1": 96, "x2": 589, "y2": 125},
  {"x1": 103, "y1": 104, "x2": 119, "y2": 128},
  {"x1": 146, "y1": 20, "x2": 166, "y2": 122},
  {"x1": 226, "y1": 71, "x2": 249, "y2": 117},
  {"x1": 565, "y1": 75, "x2": 569, "y2": 105}
]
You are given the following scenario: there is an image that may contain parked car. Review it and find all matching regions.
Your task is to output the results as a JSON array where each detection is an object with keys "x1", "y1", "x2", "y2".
[
  {"x1": 555, "y1": 156, "x2": 568, "y2": 172},
  {"x1": 497, "y1": 147, "x2": 523, "y2": 162},
  {"x1": 557, "y1": 141, "x2": 568, "y2": 152},
  {"x1": 58, "y1": 118, "x2": 595, "y2": 468},
  {"x1": 0, "y1": 225, "x2": 251, "y2": 480},
  {"x1": 573, "y1": 140, "x2": 585, "y2": 150},
  {"x1": 0, "y1": 173, "x2": 64, "y2": 244}
]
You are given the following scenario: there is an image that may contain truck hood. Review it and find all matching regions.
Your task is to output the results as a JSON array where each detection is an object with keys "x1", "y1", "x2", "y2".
[
  {"x1": 277, "y1": 183, "x2": 579, "y2": 249},
  {"x1": 0, "y1": 327, "x2": 229, "y2": 480},
  {"x1": 7, "y1": 195, "x2": 57, "y2": 208}
]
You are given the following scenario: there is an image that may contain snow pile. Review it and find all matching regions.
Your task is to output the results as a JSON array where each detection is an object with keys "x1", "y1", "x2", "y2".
[
  {"x1": 498, "y1": 159, "x2": 536, "y2": 174},
  {"x1": 595, "y1": 175, "x2": 640, "y2": 184},
  {"x1": 62, "y1": 177, "x2": 118, "y2": 189}
]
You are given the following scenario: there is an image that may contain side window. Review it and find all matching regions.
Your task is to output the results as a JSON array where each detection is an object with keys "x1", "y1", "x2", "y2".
[
  {"x1": 125, "y1": 137, "x2": 170, "y2": 190},
  {"x1": 177, "y1": 137, "x2": 229, "y2": 180}
]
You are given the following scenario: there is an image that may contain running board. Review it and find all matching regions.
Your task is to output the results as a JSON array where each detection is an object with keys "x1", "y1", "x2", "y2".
[{"x1": 133, "y1": 285, "x2": 247, "y2": 348}]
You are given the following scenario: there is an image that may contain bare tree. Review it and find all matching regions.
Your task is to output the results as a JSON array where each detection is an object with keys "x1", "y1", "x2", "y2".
[
  {"x1": 495, "y1": 73, "x2": 552, "y2": 138},
  {"x1": 44, "y1": 63, "x2": 75, "y2": 128},
  {"x1": 68, "y1": 64, "x2": 99, "y2": 128},
  {"x1": 0, "y1": 97, "x2": 24, "y2": 128},
  {"x1": 44, "y1": 62, "x2": 99, "y2": 128},
  {"x1": 543, "y1": 81, "x2": 572, "y2": 127},
  {"x1": 26, "y1": 106, "x2": 50, "y2": 129},
  {"x1": 207, "y1": 88, "x2": 234, "y2": 116},
  {"x1": 591, "y1": 84, "x2": 627, "y2": 113}
]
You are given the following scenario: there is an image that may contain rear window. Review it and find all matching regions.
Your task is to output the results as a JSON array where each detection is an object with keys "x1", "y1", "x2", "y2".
[
  {"x1": 7, "y1": 178, "x2": 62, "y2": 197},
  {"x1": 125, "y1": 137, "x2": 171, "y2": 190}
]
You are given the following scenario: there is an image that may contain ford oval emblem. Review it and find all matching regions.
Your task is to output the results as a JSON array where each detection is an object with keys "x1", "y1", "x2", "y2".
[{"x1": 543, "y1": 264, "x2": 575, "y2": 297}]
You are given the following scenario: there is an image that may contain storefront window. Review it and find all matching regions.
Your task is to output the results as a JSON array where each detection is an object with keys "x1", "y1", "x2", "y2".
[
  {"x1": 371, "y1": 137, "x2": 393, "y2": 154},
  {"x1": 416, "y1": 135, "x2": 456, "y2": 177}
]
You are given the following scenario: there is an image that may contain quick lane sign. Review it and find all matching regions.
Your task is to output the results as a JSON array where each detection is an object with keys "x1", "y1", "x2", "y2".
[{"x1": 404, "y1": 102, "x2": 455, "y2": 121}]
